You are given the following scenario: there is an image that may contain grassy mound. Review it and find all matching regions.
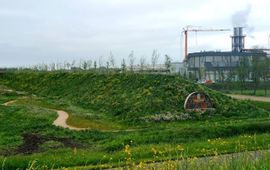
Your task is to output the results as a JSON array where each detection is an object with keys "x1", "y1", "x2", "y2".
[
  {"x1": 0, "y1": 71, "x2": 270, "y2": 169},
  {"x1": 1, "y1": 71, "x2": 266, "y2": 121}
]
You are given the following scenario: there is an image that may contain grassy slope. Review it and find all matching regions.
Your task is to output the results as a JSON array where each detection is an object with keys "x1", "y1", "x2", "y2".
[
  {"x1": 229, "y1": 89, "x2": 270, "y2": 97},
  {"x1": 249, "y1": 100, "x2": 270, "y2": 111},
  {"x1": 1, "y1": 71, "x2": 267, "y2": 121},
  {"x1": 0, "y1": 71, "x2": 270, "y2": 169}
]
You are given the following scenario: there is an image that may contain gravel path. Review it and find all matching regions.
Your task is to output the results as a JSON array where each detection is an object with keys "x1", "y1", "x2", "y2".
[
  {"x1": 228, "y1": 94, "x2": 270, "y2": 102},
  {"x1": 53, "y1": 110, "x2": 87, "y2": 131}
]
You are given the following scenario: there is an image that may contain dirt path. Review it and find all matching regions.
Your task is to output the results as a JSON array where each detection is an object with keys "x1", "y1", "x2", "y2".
[
  {"x1": 228, "y1": 94, "x2": 270, "y2": 102},
  {"x1": 53, "y1": 110, "x2": 87, "y2": 131},
  {"x1": 2, "y1": 100, "x2": 16, "y2": 106},
  {"x1": 2, "y1": 98, "x2": 138, "y2": 132},
  {"x1": 52, "y1": 110, "x2": 140, "y2": 132},
  {"x1": 1, "y1": 99, "x2": 86, "y2": 131}
]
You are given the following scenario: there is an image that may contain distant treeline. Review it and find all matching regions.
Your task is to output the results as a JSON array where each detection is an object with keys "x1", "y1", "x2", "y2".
[{"x1": 1, "y1": 50, "x2": 173, "y2": 73}]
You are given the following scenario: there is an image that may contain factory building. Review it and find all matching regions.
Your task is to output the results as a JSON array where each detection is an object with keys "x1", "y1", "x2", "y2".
[{"x1": 186, "y1": 27, "x2": 268, "y2": 82}]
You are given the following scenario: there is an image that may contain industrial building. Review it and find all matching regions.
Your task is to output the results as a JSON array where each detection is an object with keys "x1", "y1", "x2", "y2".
[
  {"x1": 170, "y1": 62, "x2": 186, "y2": 75},
  {"x1": 186, "y1": 27, "x2": 269, "y2": 82}
]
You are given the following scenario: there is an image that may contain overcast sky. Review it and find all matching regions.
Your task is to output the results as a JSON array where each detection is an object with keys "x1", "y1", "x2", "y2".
[{"x1": 0, "y1": 0, "x2": 270, "y2": 67}]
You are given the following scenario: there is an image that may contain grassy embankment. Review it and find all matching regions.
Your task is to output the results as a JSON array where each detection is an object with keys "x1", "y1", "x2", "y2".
[
  {"x1": 249, "y1": 100, "x2": 270, "y2": 111},
  {"x1": 227, "y1": 89, "x2": 270, "y2": 97},
  {"x1": 0, "y1": 71, "x2": 270, "y2": 169},
  {"x1": 206, "y1": 83, "x2": 270, "y2": 97}
]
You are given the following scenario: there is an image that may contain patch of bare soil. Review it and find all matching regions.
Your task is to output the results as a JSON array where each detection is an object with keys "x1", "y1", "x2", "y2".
[
  {"x1": 53, "y1": 110, "x2": 87, "y2": 131},
  {"x1": 1, "y1": 133, "x2": 82, "y2": 156}
]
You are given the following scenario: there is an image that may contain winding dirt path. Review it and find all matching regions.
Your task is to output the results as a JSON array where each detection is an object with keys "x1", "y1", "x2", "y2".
[
  {"x1": 2, "y1": 99, "x2": 86, "y2": 131},
  {"x1": 2, "y1": 100, "x2": 16, "y2": 106},
  {"x1": 228, "y1": 94, "x2": 270, "y2": 102},
  {"x1": 2, "y1": 99, "x2": 138, "y2": 132},
  {"x1": 53, "y1": 110, "x2": 87, "y2": 131},
  {"x1": 1, "y1": 96, "x2": 139, "y2": 132}
]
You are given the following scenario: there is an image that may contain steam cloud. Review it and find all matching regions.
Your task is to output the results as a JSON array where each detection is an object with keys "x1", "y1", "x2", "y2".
[
  {"x1": 231, "y1": 5, "x2": 252, "y2": 27},
  {"x1": 232, "y1": 4, "x2": 255, "y2": 38}
]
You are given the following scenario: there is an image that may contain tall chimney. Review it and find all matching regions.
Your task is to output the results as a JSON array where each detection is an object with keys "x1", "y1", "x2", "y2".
[{"x1": 231, "y1": 27, "x2": 245, "y2": 52}]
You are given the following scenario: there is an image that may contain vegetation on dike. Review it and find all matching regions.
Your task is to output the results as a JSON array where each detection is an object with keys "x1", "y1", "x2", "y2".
[
  {"x1": 1, "y1": 72, "x2": 268, "y2": 121},
  {"x1": 0, "y1": 71, "x2": 269, "y2": 169}
]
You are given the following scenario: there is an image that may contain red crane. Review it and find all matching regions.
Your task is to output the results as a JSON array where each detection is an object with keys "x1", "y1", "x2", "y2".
[{"x1": 182, "y1": 25, "x2": 231, "y2": 60}]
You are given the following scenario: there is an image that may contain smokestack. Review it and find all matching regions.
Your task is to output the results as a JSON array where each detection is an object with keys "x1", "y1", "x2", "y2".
[{"x1": 231, "y1": 27, "x2": 245, "y2": 52}]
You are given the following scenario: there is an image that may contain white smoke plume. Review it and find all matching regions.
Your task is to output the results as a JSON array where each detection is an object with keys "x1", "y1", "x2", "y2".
[
  {"x1": 232, "y1": 4, "x2": 255, "y2": 38},
  {"x1": 231, "y1": 5, "x2": 252, "y2": 27}
]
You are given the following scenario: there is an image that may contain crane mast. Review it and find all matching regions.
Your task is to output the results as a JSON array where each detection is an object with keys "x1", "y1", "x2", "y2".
[{"x1": 182, "y1": 26, "x2": 231, "y2": 60}]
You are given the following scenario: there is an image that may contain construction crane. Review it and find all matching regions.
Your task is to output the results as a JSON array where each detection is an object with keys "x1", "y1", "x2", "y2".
[{"x1": 182, "y1": 25, "x2": 231, "y2": 60}]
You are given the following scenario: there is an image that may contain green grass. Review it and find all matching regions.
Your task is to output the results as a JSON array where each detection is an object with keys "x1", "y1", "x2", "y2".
[
  {"x1": 67, "y1": 114, "x2": 123, "y2": 130},
  {"x1": 1, "y1": 71, "x2": 267, "y2": 121},
  {"x1": 131, "y1": 149, "x2": 270, "y2": 170},
  {"x1": 249, "y1": 100, "x2": 270, "y2": 111},
  {"x1": 225, "y1": 89, "x2": 270, "y2": 97},
  {"x1": 0, "y1": 71, "x2": 270, "y2": 169},
  {"x1": 1, "y1": 133, "x2": 270, "y2": 169}
]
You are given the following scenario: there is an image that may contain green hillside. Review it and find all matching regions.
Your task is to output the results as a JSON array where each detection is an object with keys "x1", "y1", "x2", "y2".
[
  {"x1": 0, "y1": 72, "x2": 266, "y2": 121},
  {"x1": 0, "y1": 71, "x2": 270, "y2": 169}
]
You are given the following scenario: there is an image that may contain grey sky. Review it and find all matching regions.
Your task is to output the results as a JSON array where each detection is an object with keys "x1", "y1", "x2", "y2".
[{"x1": 0, "y1": 0, "x2": 269, "y2": 67}]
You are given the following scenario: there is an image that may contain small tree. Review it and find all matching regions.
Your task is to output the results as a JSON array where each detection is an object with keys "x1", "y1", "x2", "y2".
[
  {"x1": 225, "y1": 69, "x2": 236, "y2": 90},
  {"x1": 98, "y1": 56, "x2": 103, "y2": 68},
  {"x1": 56, "y1": 62, "x2": 63, "y2": 70},
  {"x1": 86, "y1": 60, "x2": 92, "y2": 70},
  {"x1": 217, "y1": 68, "x2": 224, "y2": 83},
  {"x1": 109, "y1": 51, "x2": 115, "y2": 68},
  {"x1": 94, "y1": 61, "x2": 97, "y2": 70},
  {"x1": 71, "y1": 60, "x2": 76, "y2": 69},
  {"x1": 237, "y1": 56, "x2": 250, "y2": 94},
  {"x1": 139, "y1": 56, "x2": 146, "y2": 72},
  {"x1": 106, "y1": 61, "x2": 110, "y2": 72},
  {"x1": 183, "y1": 71, "x2": 188, "y2": 79},
  {"x1": 128, "y1": 51, "x2": 135, "y2": 72},
  {"x1": 151, "y1": 49, "x2": 159, "y2": 70},
  {"x1": 188, "y1": 71, "x2": 196, "y2": 81},
  {"x1": 50, "y1": 63, "x2": 56, "y2": 71},
  {"x1": 251, "y1": 55, "x2": 260, "y2": 94},
  {"x1": 198, "y1": 67, "x2": 206, "y2": 82},
  {"x1": 66, "y1": 62, "x2": 71, "y2": 70},
  {"x1": 121, "y1": 59, "x2": 127, "y2": 73},
  {"x1": 262, "y1": 57, "x2": 270, "y2": 95},
  {"x1": 164, "y1": 54, "x2": 171, "y2": 73},
  {"x1": 83, "y1": 61, "x2": 88, "y2": 70},
  {"x1": 226, "y1": 69, "x2": 236, "y2": 83}
]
